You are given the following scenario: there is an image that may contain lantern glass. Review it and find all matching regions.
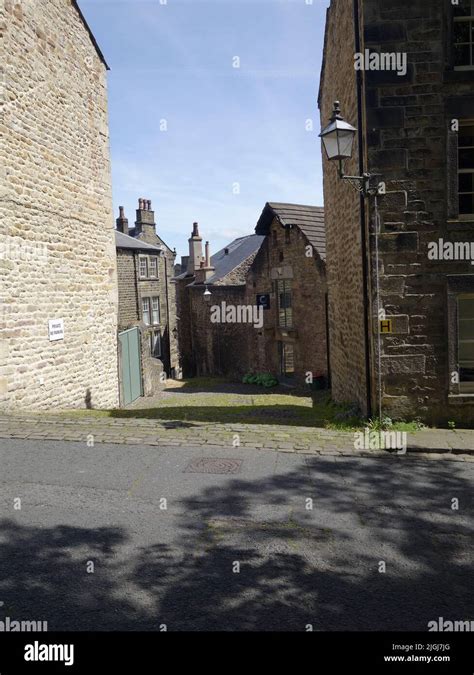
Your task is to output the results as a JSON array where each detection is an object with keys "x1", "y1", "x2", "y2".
[
  {"x1": 321, "y1": 126, "x2": 356, "y2": 161},
  {"x1": 337, "y1": 129, "x2": 355, "y2": 159},
  {"x1": 319, "y1": 103, "x2": 357, "y2": 162},
  {"x1": 321, "y1": 130, "x2": 339, "y2": 161}
]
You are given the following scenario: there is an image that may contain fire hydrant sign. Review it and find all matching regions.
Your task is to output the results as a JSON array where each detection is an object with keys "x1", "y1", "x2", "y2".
[
  {"x1": 379, "y1": 319, "x2": 393, "y2": 335},
  {"x1": 48, "y1": 319, "x2": 64, "y2": 341}
]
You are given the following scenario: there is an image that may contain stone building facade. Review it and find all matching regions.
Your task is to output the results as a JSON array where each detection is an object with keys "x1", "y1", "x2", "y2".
[
  {"x1": 175, "y1": 222, "x2": 263, "y2": 378},
  {"x1": 319, "y1": 0, "x2": 474, "y2": 425},
  {"x1": 176, "y1": 203, "x2": 328, "y2": 386},
  {"x1": 0, "y1": 0, "x2": 119, "y2": 410},
  {"x1": 248, "y1": 203, "x2": 328, "y2": 385},
  {"x1": 115, "y1": 200, "x2": 179, "y2": 402}
]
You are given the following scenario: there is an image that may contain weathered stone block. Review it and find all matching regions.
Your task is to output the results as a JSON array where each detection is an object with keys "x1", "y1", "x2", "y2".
[
  {"x1": 379, "y1": 232, "x2": 419, "y2": 253},
  {"x1": 381, "y1": 355, "x2": 426, "y2": 375},
  {"x1": 371, "y1": 148, "x2": 407, "y2": 170}
]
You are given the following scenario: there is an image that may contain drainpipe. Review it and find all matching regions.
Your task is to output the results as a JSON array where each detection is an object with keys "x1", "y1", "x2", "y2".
[
  {"x1": 354, "y1": 0, "x2": 373, "y2": 418},
  {"x1": 164, "y1": 254, "x2": 172, "y2": 378}
]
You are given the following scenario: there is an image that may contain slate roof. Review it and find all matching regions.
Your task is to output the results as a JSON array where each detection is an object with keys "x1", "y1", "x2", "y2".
[
  {"x1": 127, "y1": 227, "x2": 175, "y2": 256},
  {"x1": 207, "y1": 234, "x2": 265, "y2": 285},
  {"x1": 73, "y1": 1, "x2": 109, "y2": 70},
  {"x1": 115, "y1": 230, "x2": 163, "y2": 252},
  {"x1": 255, "y1": 202, "x2": 326, "y2": 261},
  {"x1": 177, "y1": 234, "x2": 265, "y2": 286}
]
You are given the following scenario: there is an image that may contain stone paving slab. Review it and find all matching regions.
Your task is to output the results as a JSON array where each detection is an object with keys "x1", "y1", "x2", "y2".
[{"x1": 0, "y1": 413, "x2": 473, "y2": 461}]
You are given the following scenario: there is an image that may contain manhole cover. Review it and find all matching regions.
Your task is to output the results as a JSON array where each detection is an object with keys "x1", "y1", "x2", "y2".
[{"x1": 184, "y1": 458, "x2": 243, "y2": 475}]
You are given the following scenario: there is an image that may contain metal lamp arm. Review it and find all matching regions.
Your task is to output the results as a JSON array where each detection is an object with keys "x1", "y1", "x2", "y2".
[{"x1": 337, "y1": 160, "x2": 380, "y2": 197}]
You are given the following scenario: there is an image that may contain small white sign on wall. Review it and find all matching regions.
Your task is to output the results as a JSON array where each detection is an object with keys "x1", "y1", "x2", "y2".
[{"x1": 48, "y1": 319, "x2": 64, "y2": 342}]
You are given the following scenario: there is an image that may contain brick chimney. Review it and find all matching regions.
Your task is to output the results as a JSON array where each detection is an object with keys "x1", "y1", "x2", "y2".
[
  {"x1": 187, "y1": 222, "x2": 204, "y2": 275},
  {"x1": 134, "y1": 197, "x2": 157, "y2": 244},
  {"x1": 116, "y1": 206, "x2": 129, "y2": 236},
  {"x1": 195, "y1": 240, "x2": 215, "y2": 284}
]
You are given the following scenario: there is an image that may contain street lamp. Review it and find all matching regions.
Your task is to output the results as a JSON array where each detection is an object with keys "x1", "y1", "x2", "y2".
[
  {"x1": 203, "y1": 286, "x2": 212, "y2": 302},
  {"x1": 319, "y1": 101, "x2": 381, "y2": 197}
]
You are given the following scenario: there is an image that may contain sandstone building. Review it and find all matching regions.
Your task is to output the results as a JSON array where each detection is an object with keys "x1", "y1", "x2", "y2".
[
  {"x1": 249, "y1": 203, "x2": 328, "y2": 385},
  {"x1": 1, "y1": 0, "x2": 119, "y2": 409},
  {"x1": 115, "y1": 200, "x2": 179, "y2": 404},
  {"x1": 175, "y1": 223, "x2": 264, "y2": 378},
  {"x1": 319, "y1": 0, "x2": 474, "y2": 425},
  {"x1": 176, "y1": 203, "x2": 328, "y2": 386}
]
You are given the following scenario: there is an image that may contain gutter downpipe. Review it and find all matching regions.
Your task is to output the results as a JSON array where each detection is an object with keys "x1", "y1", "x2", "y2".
[{"x1": 354, "y1": 0, "x2": 373, "y2": 418}]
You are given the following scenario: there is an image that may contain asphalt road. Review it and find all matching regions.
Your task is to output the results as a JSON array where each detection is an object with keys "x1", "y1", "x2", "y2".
[{"x1": 0, "y1": 439, "x2": 472, "y2": 631}]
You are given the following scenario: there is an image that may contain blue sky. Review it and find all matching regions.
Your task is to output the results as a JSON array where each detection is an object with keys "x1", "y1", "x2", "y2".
[{"x1": 80, "y1": 0, "x2": 328, "y2": 259}]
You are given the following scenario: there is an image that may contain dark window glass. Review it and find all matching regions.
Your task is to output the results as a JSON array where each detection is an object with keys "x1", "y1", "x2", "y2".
[
  {"x1": 277, "y1": 280, "x2": 293, "y2": 328},
  {"x1": 460, "y1": 194, "x2": 474, "y2": 214},
  {"x1": 459, "y1": 149, "x2": 474, "y2": 169},
  {"x1": 454, "y1": 0, "x2": 473, "y2": 17},
  {"x1": 279, "y1": 342, "x2": 295, "y2": 377},
  {"x1": 459, "y1": 173, "x2": 473, "y2": 192},
  {"x1": 458, "y1": 123, "x2": 474, "y2": 215},
  {"x1": 454, "y1": 21, "x2": 470, "y2": 42},
  {"x1": 453, "y1": 2, "x2": 474, "y2": 68},
  {"x1": 459, "y1": 295, "x2": 474, "y2": 392}
]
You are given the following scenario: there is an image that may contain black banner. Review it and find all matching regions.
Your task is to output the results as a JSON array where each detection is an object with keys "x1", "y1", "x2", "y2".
[{"x1": 0, "y1": 632, "x2": 471, "y2": 673}]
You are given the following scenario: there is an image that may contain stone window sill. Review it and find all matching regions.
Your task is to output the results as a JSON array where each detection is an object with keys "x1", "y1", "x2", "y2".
[
  {"x1": 447, "y1": 219, "x2": 474, "y2": 231},
  {"x1": 448, "y1": 394, "x2": 474, "y2": 404},
  {"x1": 443, "y1": 69, "x2": 474, "y2": 83}
]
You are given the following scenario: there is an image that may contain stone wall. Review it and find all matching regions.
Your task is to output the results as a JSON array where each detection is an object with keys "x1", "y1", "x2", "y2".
[
  {"x1": 319, "y1": 0, "x2": 370, "y2": 414},
  {"x1": 117, "y1": 249, "x2": 138, "y2": 326},
  {"x1": 175, "y1": 276, "x2": 195, "y2": 377},
  {"x1": 188, "y1": 285, "x2": 250, "y2": 377},
  {"x1": 178, "y1": 220, "x2": 327, "y2": 386},
  {"x1": 129, "y1": 205, "x2": 180, "y2": 379},
  {"x1": 116, "y1": 245, "x2": 177, "y2": 397},
  {"x1": 246, "y1": 217, "x2": 328, "y2": 385},
  {"x1": 0, "y1": 0, "x2": 119, "y2": 410},
  {"x1": 363, "y1": 0, "x2": 474, "y2": 425}
]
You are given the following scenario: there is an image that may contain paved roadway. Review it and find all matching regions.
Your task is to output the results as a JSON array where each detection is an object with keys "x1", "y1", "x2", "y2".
[{"x1": 0, "y1": 439, "x2": 472, "y2": 631}]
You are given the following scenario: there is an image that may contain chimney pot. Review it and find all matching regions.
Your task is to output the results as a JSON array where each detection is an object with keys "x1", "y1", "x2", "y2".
[
  {"x1": 187, "y1": 223, "x2": 204, "y2": 275},
  {"x1": 116, "y1": 205, "x2": 129, "y2": 235},
  {"x1": 147, "y1": 200, "x2": 152, "y2": 210}
]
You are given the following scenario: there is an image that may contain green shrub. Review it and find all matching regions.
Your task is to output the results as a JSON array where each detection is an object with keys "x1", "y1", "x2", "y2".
[{"x1": 242, "y1": 372, "x2": 279, "y2": 388}]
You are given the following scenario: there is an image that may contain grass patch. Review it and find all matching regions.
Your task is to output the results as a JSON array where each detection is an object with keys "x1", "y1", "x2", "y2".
[
  {"x1": 43, "y1": 380, "x2": 432, "y2": 431},
  {"x1": 110, "y1": 391, "x2": 318, "y2": 426}
]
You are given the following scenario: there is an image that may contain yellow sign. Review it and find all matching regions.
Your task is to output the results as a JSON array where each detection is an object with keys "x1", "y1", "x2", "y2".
[{"x1": 379, "y1": 319, "x2": 393, "y2": 334}]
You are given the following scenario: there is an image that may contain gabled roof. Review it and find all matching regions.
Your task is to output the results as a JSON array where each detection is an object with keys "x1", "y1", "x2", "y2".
[
  {"x1": 72, "y1": 0, "x2": 109, "y2": 70},
  {"x1": 255, "y1": 202, "x2": 326, "y2": 261},
  {"x1": 207, "y1": 234, "x2": 265, "y2": 285},
  {"x1": 127, "y1": 227, "x2": 175, "y2": 256},
  {"x1": 115, "y1": 230, "x2": 163, "y2": 252},
  {"x1": 178, "y1": 234, "x2": 265, "y2": 286}
]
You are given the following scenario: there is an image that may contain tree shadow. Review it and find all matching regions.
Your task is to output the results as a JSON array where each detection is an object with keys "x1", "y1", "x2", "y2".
[
  {"x1": 132, "y1": 456, "x2": 472, "y2": 630},
  {"x1": 109, "y1": 405, "x2": 320, "y2": 426},
  {"x1": 0, "y1": 457, "x2": 472, "y2": 631},
  {"x1": 174, "y1": 380, "x2": 311, "y2": 399}
]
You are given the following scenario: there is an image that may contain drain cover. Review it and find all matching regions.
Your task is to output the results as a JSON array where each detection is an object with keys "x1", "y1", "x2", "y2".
[{"x1": 184, "y1": 458, "x2": 243, "y2": 475}]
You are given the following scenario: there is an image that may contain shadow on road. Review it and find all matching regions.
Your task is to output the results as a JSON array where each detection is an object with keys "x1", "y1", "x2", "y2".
[{"x1": 0, "y1": 457, "x2": 472, "y2": 630}]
